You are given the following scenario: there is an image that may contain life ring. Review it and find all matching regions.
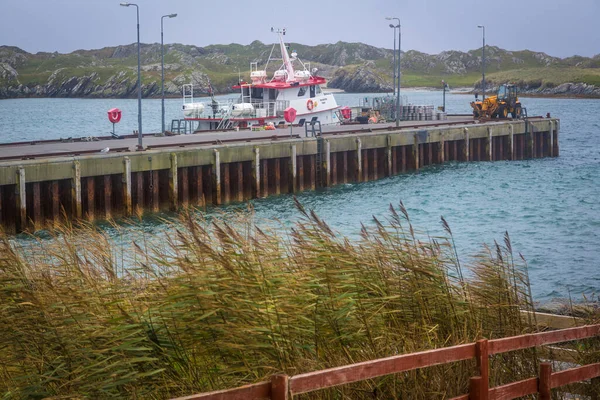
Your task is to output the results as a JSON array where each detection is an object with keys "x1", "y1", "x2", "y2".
[{"x1": 306, "y1": 99, "x2": 314, "y2": 111}]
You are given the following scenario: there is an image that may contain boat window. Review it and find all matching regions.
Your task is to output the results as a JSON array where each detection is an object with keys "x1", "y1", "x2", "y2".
[
  {"x1": 251, "y1": 87, "x2": 264, "y2": 99},
  {"x1": 316, "y1": 85, "x2": 322, "y2": 95},
  {"x1": 310, "y1": 85, "x2": 316, "y2": 98},
  {"x1": 298, "y1": 86, "x2": 307, "y2": 97},
  {"x1": 268, "y1": 88, "x2": 278, "y2": 100}
]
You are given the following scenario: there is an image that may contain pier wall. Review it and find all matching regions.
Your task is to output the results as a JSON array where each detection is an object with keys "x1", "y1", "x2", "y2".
[{"x1": 0, "y1": 119, "x2": 559, "y2": 233}]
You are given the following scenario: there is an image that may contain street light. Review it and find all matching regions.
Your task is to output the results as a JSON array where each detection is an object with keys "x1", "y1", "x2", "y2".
[
  {"x1": 478, "y1": 25, "x2": 485, "y2": 102},
  {"x1": 161, "y1": 13, "x2": 177, "y2": 134},
  {"x1": 386, "y1": 17, "x2": 401, "y2": 127},
  {"x1": 120, "y1": 2, "x2": 143, "y2": 150},
  {"x1": 388, "y1": 23, "x2": 397, "y2": 97}
]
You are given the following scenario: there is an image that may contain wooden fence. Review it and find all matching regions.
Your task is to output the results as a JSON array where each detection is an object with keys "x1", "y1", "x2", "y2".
[{"x1": 173, "y1": 317, "x2": 600, "y2": 400}]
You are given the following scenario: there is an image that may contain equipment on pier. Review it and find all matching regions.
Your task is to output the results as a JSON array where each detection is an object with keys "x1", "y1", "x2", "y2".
[
  {"x1": 107, "y1": 108, "x2": 122, "y2": 138},
  {"x1": 471, "y1": 83, "x2": 522, "y2": 120}
]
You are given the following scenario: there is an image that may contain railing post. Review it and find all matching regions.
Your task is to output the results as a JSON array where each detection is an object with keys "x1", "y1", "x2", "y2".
[
  {"x1": 469, "y1": 376, "x2": 483, "y2": 400},
  {"x1": 475, "y1": 339, "x2": 489, "y2": 400},
  {"x1": 539, "y1": 362, "x2": 552, "y2": 400},
  {"x1": 271, "y1": 374, "x2": 289, "y2": 400}
]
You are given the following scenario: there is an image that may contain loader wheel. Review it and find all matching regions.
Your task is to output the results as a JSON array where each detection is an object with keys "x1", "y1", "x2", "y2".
[
  {"x1": 511, "y1": 105, "x2": 522, "y2": 119},
  {"x1": 499, "y1": 106, "x2": 508, "y2": 119}
]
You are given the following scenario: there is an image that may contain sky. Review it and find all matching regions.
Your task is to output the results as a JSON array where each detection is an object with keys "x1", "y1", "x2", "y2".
[{"x1": 1, "y1": 0, "x2": 598, "y2": 58}]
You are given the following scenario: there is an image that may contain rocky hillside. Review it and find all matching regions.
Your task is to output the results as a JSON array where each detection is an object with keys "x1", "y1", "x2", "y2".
[{"x1": 1, "y1": 41, "x2": 599, "y2": 98}]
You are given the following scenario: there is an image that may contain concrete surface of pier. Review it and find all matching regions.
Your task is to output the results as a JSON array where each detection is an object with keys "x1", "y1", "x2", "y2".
[{"x1": 0, "y1": 116, "x2": 559, "y2": 233}]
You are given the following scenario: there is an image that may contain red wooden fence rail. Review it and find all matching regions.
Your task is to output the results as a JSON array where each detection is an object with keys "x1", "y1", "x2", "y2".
[{"x1": 173, "y1": 324, "x2": 600, "y2": 400}]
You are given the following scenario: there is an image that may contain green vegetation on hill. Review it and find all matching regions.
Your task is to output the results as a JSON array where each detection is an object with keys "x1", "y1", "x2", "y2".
[{"x1": 1, "y1": 41, "x2": 599, "y2": 98}]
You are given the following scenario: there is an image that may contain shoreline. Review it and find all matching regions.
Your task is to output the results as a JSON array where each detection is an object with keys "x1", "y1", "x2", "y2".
[{"x1": 2, "y1": 88, "x2": 600, "y2": 101}]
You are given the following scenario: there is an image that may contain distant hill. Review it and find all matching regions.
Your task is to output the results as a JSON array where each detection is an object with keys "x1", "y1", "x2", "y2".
[{"x1": 1, "y1": 41, "x2": 600, "y2": 99}]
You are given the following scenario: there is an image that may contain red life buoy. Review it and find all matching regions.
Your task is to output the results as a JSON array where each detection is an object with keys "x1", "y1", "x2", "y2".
[
  {"x1": 306, "y1": 99, "x2": 314, "y2": 111},
  {"x1": 107, "y1": 108, "x2": 122, "y2": 123}
]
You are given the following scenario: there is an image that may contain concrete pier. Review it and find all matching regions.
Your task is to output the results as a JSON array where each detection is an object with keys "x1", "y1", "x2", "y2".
[{"x1": 0, "y1": 117, "x2": 560, "y2": 233}]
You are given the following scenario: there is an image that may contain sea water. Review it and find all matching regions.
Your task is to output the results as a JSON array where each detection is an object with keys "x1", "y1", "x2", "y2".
[{"x1": 1, "y1": 91, "x2": 599, "y2": 302}]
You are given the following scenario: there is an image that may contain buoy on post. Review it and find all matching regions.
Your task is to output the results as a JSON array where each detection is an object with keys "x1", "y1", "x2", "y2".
[
  {"x1": 107, "y1": 108, "x2": 122, "y2": 138},
  {"x1": 284, "y1": 107, "x2": 297, "y2": 137}
]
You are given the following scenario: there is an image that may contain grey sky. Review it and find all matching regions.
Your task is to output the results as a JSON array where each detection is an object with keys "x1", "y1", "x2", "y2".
[{"x1": 1, "y1": 0, "x2": 598, "y2": 58}]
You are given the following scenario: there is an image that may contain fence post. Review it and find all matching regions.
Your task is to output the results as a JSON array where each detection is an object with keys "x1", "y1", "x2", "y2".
[
  {"x1": 475, "y1": 339, "x2": 489, "y2": 400},
  {"x1": 539, "y1": 362, "x2": 552, "y2": 400},
  {"x1": 271, "y1": 374, "x2": 289, "y2": 400},
  {"x1": 591, "y1": 376, "x2": 600, "y2": 400},
  {"x1": 469, "y1": 376, "x2": 483, "y2": 400}
]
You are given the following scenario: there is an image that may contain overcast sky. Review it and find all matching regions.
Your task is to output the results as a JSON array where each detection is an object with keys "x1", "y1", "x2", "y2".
[{"x1": 1, "y1": 0, "x2": 598, "y2": 58}]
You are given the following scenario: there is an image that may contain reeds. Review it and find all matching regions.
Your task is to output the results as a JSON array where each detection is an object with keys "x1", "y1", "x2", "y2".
[{"x1": 0, "y1": 201, "x2": 546, "y2": 399}]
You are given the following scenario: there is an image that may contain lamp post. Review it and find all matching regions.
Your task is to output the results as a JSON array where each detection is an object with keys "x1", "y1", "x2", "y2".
[
  {"x1": 478, "y1": 25, "x2": 485, "y2": 102},
  {"x1": 387, "y1": 17, "x2": 401, "y2": 126},
  {"x1": 120, "y1": 2, "x2": 143, "y2": 150},
  {"x1": 161, "y1": 13, "x2": 177, "y2": 134},
  {"x1": 388, "y1": 23, "x2": 397, "y2": 97}
]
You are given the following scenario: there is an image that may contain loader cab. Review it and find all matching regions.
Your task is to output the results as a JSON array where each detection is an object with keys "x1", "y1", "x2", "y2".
[{"x1": 497, "y1": 84, "x2": 518, "y2": 106}]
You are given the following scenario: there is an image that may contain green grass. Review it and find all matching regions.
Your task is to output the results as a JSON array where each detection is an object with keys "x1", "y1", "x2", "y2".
[{"x1": 3, "y1": 201, "x2": 592, "y2": 399}]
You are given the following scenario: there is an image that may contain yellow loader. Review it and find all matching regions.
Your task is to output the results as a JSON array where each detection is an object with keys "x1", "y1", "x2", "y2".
[{"x1": 471, "y1": 84, "x2": 522, "y2": 119}]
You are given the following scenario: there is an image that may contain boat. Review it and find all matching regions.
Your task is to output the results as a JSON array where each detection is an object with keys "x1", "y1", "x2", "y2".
[{"x1": 181, "y1": 28, "x2": 340, "y2": 131}]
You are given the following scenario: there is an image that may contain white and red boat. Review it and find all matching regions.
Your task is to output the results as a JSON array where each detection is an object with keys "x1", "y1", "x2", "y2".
[{"x1": 182, "y1": 28, "x2": 340, "y2": 131}]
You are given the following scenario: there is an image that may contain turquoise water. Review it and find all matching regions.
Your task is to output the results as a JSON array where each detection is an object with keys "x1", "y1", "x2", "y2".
[{"x1": 1, "y1": 91, "x2": 599, "y2": 301}]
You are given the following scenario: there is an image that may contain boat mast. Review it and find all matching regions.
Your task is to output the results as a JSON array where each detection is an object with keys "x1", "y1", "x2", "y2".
[{"x1": 272, "y1": 27, "x2": 295, "y2": 82}]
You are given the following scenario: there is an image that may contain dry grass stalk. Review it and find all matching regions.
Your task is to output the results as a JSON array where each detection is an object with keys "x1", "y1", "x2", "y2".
[{"x1": 0, "y1": 202, "x2": 563, "y2": 399}]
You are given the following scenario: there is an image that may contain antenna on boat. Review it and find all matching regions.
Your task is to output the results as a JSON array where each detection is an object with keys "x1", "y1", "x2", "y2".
[{"x1": 271, "y1": 27, "x2": 294, "y2": 82}]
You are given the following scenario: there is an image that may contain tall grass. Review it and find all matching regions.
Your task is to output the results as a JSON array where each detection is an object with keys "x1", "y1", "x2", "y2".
[{"x1": 0, "y1": 201, "x2": 548, "y2": 399}]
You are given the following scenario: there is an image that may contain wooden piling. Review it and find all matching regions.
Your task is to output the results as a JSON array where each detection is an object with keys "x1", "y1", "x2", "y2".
[
  {"x1": 223, "y1": 163, "x2": 231, "y2": 203},
  {"x1": 371, "y1": 148, "x2": 377, "y2": 180},
  {"x1": 32, "y1": 182, "x2": 41, "y2": 228},
  {"x1": 194, "y1": 166, "x2": 204, "y2": 206},
  {"x1": 274, "y1": 159, "x2": 281, "y2": 195},
  {"x1": 487, "y1": 127, "x2": 493, "y2": 161},
  {"x1": 298, "y1": 155, "x2": 304, "y2": 191},
  {"x1": 464, "y1": 128, "x2": 470, "y2": 161},
  {"x1": 331, "y1": 150, "x2": 338, "y2": 185},
  {"x1": 103, "y1": 175, "x2": 112, "y2": 219},
  {"x1": 16, "y1": 167, "x2": 26, "y2": 231},
  {"x1": 342, "y1": 150, "x2": 348, "y2": 183},
  {"x1": 549, "y1": 121, "x2": 554, "y2": 157},
  {"x1": 438, "y1": 134, "x2": 445, "y2": 164},
  {"x1": 362, "y1": 147, "x2": 369, "y2": 182},
  {"x1": 236, "y1": 162, "x2": 244, "y2": 202},
  {"x1": 151, "y1": 170, "x2": 159, "y2": 212},
  {"x1": 123, "y1": 157, "x2": 132, "y2": 216},
  {"x1": 386, "y1": 135, "x2": 393, "y2": 177},
  {"x1": 180, "y1": 167, "x2": 189, "y2": 207},
  {"x1": 355, "y1": 138, "x2": 362, "y2": 182},
  {"x1": 87, "y1": 176, "x2": 95, "y2": 220},
  {"x1": 509, "y1": 125, "x2": 515, "y2": 160},
  {"x1": 252, "y1": 147, "x2": 260, "y2": 198},
  {"x1": 72, "y1": 161, "x2": 82, "y2": 219},
  {"x1": 290, "y1": 145, "x2": 297, "y2": 193},
  {"x1": 325, "y1": 140, "x2": 331, "y2": 187},
  {"x1": 427, "y1": 142, "x2": 433, "y2": 166},
  {"x1": 50, "y1": 180, "x2": 60, "y2": 225},
  {"x1": 261, "y1": 158, "x2": 269, "y2": 197},
  {"x1": 413, "y1": 135, "x2": 420, "y2": 170},
  {"x1": 169, "y1": 153, "x2": 178, "y2": 210},
  {"x1": 212, "y1": 149, "x2": 221, "y2": 205}
]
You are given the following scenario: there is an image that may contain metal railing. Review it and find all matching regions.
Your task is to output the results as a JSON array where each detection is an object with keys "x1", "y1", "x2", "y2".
[
  {"x1": 172, "y1": 319, "x2": 600, "y2": 400},
  {"x1": 183, "y1": 100, "x2": 290, "y2": 120}
]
